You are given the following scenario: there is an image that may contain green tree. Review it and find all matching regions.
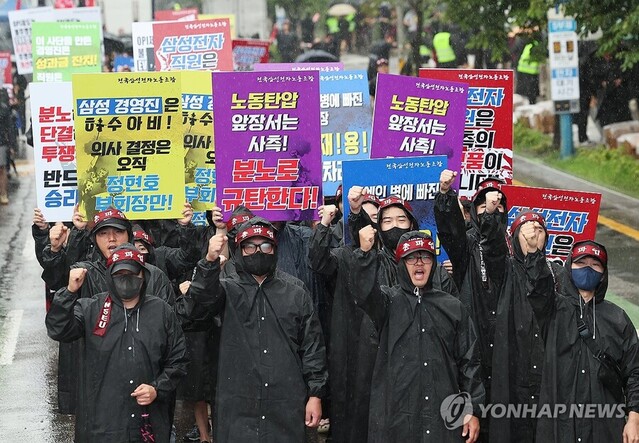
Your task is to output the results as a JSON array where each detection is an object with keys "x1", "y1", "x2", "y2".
[{"x1": 563, "y1": 0, "x2": 639, "y2": 69}]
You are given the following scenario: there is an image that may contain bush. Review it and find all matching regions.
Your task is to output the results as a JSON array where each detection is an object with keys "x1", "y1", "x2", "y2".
[{"x1": 514, "y1": 122, "x2": 639, "y2": 198}]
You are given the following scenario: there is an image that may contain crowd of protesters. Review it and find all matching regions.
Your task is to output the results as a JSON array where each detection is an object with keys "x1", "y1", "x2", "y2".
[{"x1": 34, "y1": 163, "x2": 639, "y2": 443}]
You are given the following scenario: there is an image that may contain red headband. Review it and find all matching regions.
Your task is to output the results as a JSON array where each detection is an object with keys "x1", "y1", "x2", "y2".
[
  {"x1": 106, "y1": 248, "x2": 146, "y2": 268},
  {"x1": 510, "y1": 211, "x2": 546, "y2": 234},
  {"x1": 362, "y1": 193, "x2": 380, "y2": 207},
  {"x1": 133, "y1": 230, "x2": 155, "y2": 246},
  {"x1": 93, "y1": 208, "x2": 127, "y2": 225},
  {"x1": 571, "y1": 243, "x2": 607, "y2": 266},
  {"x1": 235, "y1": 226, "x2": 277, "y2": 245},
  {"x1": 226, "y1": 214, "x2": 252, "y2": 231},
  {"x1": 395, "y1": 237, "x2": 435, "y2": 262},
  {"x1": 379, "y1": 196, "x2": 413, "y2": 212},
  {"x1": 472, "y1": 178, "x2": 503, "y2": 200}
]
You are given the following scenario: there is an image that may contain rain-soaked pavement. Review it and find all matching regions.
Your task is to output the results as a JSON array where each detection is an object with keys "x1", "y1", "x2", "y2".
[{"x1": 0, "y1": 150, "x2": 637, "y2": 441}]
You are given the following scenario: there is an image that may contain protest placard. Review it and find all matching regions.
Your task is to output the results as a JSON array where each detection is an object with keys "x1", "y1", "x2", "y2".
[
  {"x1": 420, "y1": 69, "x2": 514, "y2": 198},
  {"x1": 213, "y1": 70, "x2": 322, "y2": 221},
  {"x1": 9, "y1": 7, "x2": 54, "y2": 75},
  {"x1": 253, "y1": 62, "x2": 344, "y2": 72},
  {"x1": 319, "y1": 70, "x2": 371, "y2": 196},
  {"x1": 153, "y1": 18, "x2": 233, "y2": 71},
  {"x1": 370, "y1": 73, "x2": 466, "y2": 185},
  {"x1": 341, "y1": 156, "x2": 448, "y2": 260},
  {"x1": 32, "y1": 22, "x2": 101, "y2": 82},
  {"x1": 0, "y1": 52, "x2": 12, "y2": 91},
  {"x1": 503, "y1": 185, "x2": 601, "y2": 263},
  {"x1": 182, "y1": 71, "x2": 215, "y2": 225},
  {"x1": 132, "y1": 21, "x2": 155, "y2": 72},
  {"x1": 31, "y1": 81, "x2": 77, "y2": 221},
  {"x1": 73, "y1": 72, "x2": 185, "y2": 221},
  {"x1": 198, "y1": 14, "x2": 237, "y2": 38},
  {"x1": 10, "y1": 6, "x2": 102, "y2": 75},
  {"x1": 232, "y1": 39, "x2": 270, "y2": 71}
]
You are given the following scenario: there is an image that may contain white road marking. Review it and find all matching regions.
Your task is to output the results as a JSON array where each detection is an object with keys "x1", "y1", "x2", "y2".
[{"x1": 0, "y1": 310, "x2": 24, "y2": 365}]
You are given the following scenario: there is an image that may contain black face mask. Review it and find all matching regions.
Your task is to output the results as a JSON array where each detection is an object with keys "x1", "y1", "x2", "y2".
[
  {"x1": 380, "y1": 227, "x2": 411, "y2": 253},
  {"x1": 112, "y1": 274, "x2": 143, "y2": 300},
  {"x1": 243, "y1": 252, "x2": 277, "y2": 277},
  {"x1": 479, "y1": 210, "x2": 502, "y2": 226}
]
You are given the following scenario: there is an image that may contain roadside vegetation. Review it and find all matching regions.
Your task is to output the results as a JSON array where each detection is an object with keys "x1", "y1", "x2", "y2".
[{"x1": 514, "y1": 122, "x2": 639, "y2": 199}]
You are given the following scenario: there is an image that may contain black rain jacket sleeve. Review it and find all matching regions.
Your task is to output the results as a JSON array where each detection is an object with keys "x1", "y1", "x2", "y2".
[
  {"x1": 479, "y1": 212, "x2": 509, "y2": 288},
  {"x1": 32, "y1": 224, "x2": 50, "y2": 268},
  {"x1": 300, "y1": 288, "x2": 329, "y2": 398},
  {"x1": 308, "y1": 223, "x2": 339, "y2": 276},
  {"x1": 182, "y1": 257, "x2": 227, "y2": 321},
  {"x1": 40, "y1": 245, "x2": 69, "y2": 291},
  {"x1": 151, "y1": 306, "x2": 190, "y2": 402},
  {"x1": 348, "y1": 247, "x2": 388, "y2": 332},
  {"x1": 45, "y1": 288, "x2": 84, "y2": 342},
  {"x1": 434, "y1": 189, "x2": 469, "y2": 289},
  {"x1": 39, "y1": 228, "x2": 92, "y2": 291},
  {"x1": 524, "y1": 250, "x2": 557, "y2": 340},
  {"x1": 157, "y1": 224, "x2": 201, "y2": 281}
]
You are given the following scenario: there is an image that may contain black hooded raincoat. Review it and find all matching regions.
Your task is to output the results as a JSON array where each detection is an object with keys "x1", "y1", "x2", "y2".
[
  {"x1": 45, "y1": 264, "x2": 188, "y2": 443},
  {"x1": 347, "y1": 231, "x2": 484, "y2": 443},
  {"x1": 526, "y1": 242, "x2": 639, "y2": 442},
  {"x1": 185, "y1": 218, "x2": 328, "y2": 443}
]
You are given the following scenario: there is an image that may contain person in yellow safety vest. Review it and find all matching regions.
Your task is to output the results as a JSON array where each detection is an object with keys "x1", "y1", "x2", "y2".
[
  {"x1": 516, "y1": 40, "x2": 541, "y2": 104},
  {"x1": 432, "y1": 31, "x2": 457, "y2": 68},
  {"x1": 326, "y1": 16, "x2": 339, "y2": 36}
]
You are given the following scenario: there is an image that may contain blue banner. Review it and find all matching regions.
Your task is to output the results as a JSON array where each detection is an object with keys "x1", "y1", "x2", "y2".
[
  {"x1": 341, "y1": 155, "x2": 449, "y2": 261},
  {"x1": 320, "y1": 70, "x2": 372, "y2": 196}
]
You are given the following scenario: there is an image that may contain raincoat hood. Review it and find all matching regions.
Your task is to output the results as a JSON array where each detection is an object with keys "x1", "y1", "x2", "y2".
[
  {"x1": 132, "y1": 225, "x2": 156, "y2": 265},
  {"x1": 469, "y1": 178, "x2": 508, "y2": 229},
  {"x1": 104, "y1": 243, "x2": 149, "y2": 307},
  {"x1": 376, "y1": 196, "x2": 419, "y2": 255},
  {"x1": 395, "y1": 231, "x2": 437, "y2": 294},
  {"x1": 510, "y1": 210, "x2": 548, "y2": 260}
]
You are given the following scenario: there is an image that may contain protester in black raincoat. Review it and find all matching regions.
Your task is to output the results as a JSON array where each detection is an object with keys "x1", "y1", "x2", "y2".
[
  {"x1": 185, "y1": 217, "x2": 328, "y2": 443},
  {"x1": 435, "y1": 171, "x2": 509, "y2": 438},
  {"x1": 347, "y1": 186, "x2": 459, "y2": 295},
  {"x1": 348, "y1": 229, "x2": 484, "y2": 443},
  {"x1": 491, "y1": 211, "x2": 567, "y2": 443},
  {"x1": 46, "y1": 245, "x2": 188, "y2": 443},
  {"x1": 525, "y1": 239, "x2": 639, "y2": 443},
  {"x1": 41, "y1": 208, "x2": 179, "y2": 414},
  {"x1": 308, "y1": 196, "x2": 381, "y2": 443}
]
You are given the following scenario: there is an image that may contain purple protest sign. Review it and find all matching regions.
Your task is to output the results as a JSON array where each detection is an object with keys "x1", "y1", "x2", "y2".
[
  {"x1": 370, "y1": 73, "x2": 467, "y2": 178},
  {"x1": 213, "y1": 70, "x2": 323, "y2": 221}
]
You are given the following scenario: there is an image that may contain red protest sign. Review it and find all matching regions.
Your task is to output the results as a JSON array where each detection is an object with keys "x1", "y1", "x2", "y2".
[
  {"x1": 503, "y1": 185, "x2": 602, "y2": 263},
  {"x1": 420, "y1": 69, "x2": 514, "y2": 199}
]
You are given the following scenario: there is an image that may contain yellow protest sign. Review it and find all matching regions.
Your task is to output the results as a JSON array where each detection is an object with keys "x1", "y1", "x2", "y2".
[{"x1": 73, "y1": 72, "x2": 185, "y2": 221}]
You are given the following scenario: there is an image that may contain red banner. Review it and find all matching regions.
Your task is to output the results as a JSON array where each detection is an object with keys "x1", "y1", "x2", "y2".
[
  {"x1": 0, "y1": 52, "x2": 12, "y2": 85},
  {"x1": 232, "y1": 39, "x2": 270, "y2": 71},
  {"x1": 419, "y1": 69, "x2": 514, "y2": 199},
  {"x1": 503, "y1": 185, "x2": 602, "y2": 264},
  {"x1": 153, "y1": 18, "x2": 233, "y2": 72}
]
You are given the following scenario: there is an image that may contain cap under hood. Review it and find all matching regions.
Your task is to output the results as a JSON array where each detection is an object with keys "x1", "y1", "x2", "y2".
[
  {"x1": 563, "y1": 240, "x2": 609, "y2": 304},
  {"x1": 396, "y1": 231, "x2": 438, "y2": 294}
]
